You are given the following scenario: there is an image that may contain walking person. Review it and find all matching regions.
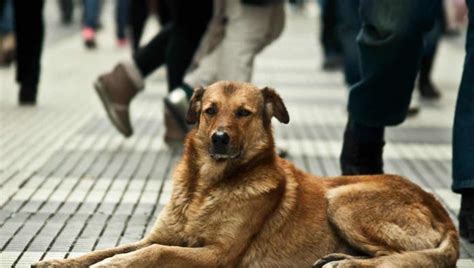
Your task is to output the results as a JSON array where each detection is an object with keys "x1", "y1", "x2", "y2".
[
  {"x1": 94, "y1": 0, "x2": 213, "y2": 138},
  {"x1": 337, "y1": 0, "x2": 473, "y2": 242},
  {"x1": 13, "y1": 0, "x2": 45, "y2": 105}
]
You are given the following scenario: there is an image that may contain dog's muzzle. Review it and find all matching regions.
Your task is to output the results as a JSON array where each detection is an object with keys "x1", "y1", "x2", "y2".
[{"x1": 210, "y1": 131, "x2": 240, "y2": 160}]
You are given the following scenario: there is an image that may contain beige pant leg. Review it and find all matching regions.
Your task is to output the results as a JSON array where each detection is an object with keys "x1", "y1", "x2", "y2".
[{"x1": 185, "y1": 1, "x2": 285, "y2": 87}]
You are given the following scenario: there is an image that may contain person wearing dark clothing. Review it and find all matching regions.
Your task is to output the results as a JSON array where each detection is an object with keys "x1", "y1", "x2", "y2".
[
  {"x1": 319, "y1": 0, "x2": 342, "y2": 71},
  {"x1": 337, "y1": 0, "x2": 474, "y2": 242},
  {"x1": 418, "y1": 6, "x2": 444, "y2": 100},
  {"x1": 13, "y1": 0, "x2": 44, "y2": 105}
]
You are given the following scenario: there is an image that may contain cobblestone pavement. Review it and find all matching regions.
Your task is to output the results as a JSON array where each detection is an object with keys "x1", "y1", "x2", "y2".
[{"x1": 1, "y1": 2, "x2": 473, "y2": 267}]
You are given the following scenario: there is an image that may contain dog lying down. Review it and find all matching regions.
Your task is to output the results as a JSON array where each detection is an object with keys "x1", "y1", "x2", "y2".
[{"x1": 34, "y1": 81, "x2": 459, "y2": 268}]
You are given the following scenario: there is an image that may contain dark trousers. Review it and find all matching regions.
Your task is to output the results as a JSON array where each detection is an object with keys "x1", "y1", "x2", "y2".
[
  {"x1": 115, "y1": 0, "x2": 128, "y2": 39},
  {"x1": 13, "y1": 0, "x2": 44, "y2": 87},
  {"x1": 453, "y1": 0, "x2": 474, "y2": 193},
  {"x1": 129, "y1": 0, "x2": 171, "y2": 51},
  {"x1": 320, "y1": 0, "x2": 341, "y2": 60},
  {"x1": 338, "y1": 0, "x2": 473, "y2": 192},
  {"x1": 133, "y1": 0, "x2": 212, "y2": 91}
]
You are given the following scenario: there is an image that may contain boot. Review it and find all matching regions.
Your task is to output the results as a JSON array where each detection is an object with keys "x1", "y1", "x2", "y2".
[
  {"x1": 19, "y1": 84, "x2": 37, "y2": 106},
  {"x1": 94, "y1": 62, "x2": 143, "y2": 137},
  {"x1": 340, "y1": 119, "x2": 385, "y2": 175},
  {"x1": 418, "y1": 55, "x2": 441, "y2": 100},
  {"x1": 459, "y1": 190, "x2": 474, "y2": 243}
]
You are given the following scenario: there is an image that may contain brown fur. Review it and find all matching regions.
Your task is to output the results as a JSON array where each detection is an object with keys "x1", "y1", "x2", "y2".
[{"x1": 33, "y1": 81, "x2": 459, "y2": 268}]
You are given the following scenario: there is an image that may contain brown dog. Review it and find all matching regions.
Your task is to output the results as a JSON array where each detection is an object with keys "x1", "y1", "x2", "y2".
[{"x1": 33, "y1": 81, "x2": 459, "y2": 268}]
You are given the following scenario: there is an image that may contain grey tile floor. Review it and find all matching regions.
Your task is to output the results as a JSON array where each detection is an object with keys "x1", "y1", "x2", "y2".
[{"x1": 1, "y1": 2, "x2": 473, "y2": 267}]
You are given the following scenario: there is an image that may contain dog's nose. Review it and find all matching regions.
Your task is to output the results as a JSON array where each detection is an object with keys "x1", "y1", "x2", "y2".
[{"x1": 212, "y1": 132, "x2": 230, "y2": 146}]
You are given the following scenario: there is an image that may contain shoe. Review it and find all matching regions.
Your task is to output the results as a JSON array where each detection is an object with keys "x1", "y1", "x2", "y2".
[
  {"x1": 164, "y1": 88, "x2": 190, "y2": 135},
  {"x1": 340, "y1": 120, "x2": 384, "y2": 175},
  {"x1": 82, "y1": 27, "x2": 96, "y2": 49},
  {"x1": 19, "y1": 85, "x2": 37, "y2": 106},
  {"x1": 419, "y1": 80, "x2": 441, "y2": 100},
  {"x1": 459, "y1": 191, "x2": 474, "y2": 243},
  {"x1": 94, "y1": 62, "x2": 143, "y2": 137},
  {"x1": 117, "y1": 38, "x2": 128, "y2": 48},
  {"x1": 322, "y1": 54, "x2": 343, "y2": 72}
]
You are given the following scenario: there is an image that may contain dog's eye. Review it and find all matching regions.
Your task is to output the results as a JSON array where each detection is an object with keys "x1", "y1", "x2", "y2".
[
  {"x1": 205, "y1": 107, "x2": 217, "y2": 115},
  {"x1": 236, "y1": 108, "x2": 252, "y2": 117}
]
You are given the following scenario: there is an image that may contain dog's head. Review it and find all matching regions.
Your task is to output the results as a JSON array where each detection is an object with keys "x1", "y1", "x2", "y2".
[{"x1": 186, "y1": 81, "x2": 289, "y2": 164}]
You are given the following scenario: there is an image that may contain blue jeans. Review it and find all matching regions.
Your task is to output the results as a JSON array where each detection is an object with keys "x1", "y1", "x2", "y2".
[
  {"x1": 83, "y1": 0, "x2": 100, "y2": 29},
  {"x1": 0, "y1": 0, "x2": 14, "y2": 35},
  {"x1": 453, "y1": 0, "x2": 474, "y2": 193},
  {"x1": 115, "y1": 0, "x2": 128, "y2": 39}
]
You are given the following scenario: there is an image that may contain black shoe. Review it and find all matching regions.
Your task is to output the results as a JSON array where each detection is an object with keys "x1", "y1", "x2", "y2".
[
  {"x1": 459, "y1": 191, "x2": 474, "y2": 243},
  {"x1": 419, "y1": 80, "x2": 441, "y2": 100},
  {"x1": 340, "y1": 120, "x2": 384, "y2": 175},
  {"x1": 19, "y1": 85, "x2": 37, "y2": 106},
  {"x1": 322, "y1": 54, "x2": 343, "y2": 72}
]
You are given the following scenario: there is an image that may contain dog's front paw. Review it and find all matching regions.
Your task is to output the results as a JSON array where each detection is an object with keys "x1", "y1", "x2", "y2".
[{"x1": 32, "y1": 258, "x2": 82, "y2": 268}]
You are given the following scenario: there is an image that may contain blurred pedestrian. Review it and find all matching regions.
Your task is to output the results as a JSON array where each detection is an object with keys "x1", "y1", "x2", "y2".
[
  {"x1": 82, "y1": 0, "x2": 128, "y2": 48},
  {"x1": 57, "y1": 0, "x2": 74, "y2": 25},
  {"x1": 0, "y1": 0, "x2": 15, "y2": 67},
  {"x1": 94, "y1": 0, "x2": 212, "y2": 138},
  {"x1": 319, "y1": 0, "x2": 342, "y2": 71},
  {"x1": 13, "y1": 0, "x2": 45, "y2": 105},
  {"x1": 337, "y1": 0, "x2": 473, "y2": 243},
  {"x1": 418, "y1": 1, "x2": 444, "y2": 100}
]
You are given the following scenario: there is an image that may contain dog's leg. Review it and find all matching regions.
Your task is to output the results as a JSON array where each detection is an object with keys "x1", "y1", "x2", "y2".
[
  {"x1": 91, "y1": 244, "x2": 222, "y2": 268},
  {"x1": 323, "y1": 185, "x2": 459, "y2": 268},
  {"x1": 32, "y1": 240, "x2": 150, "y2": 268}
]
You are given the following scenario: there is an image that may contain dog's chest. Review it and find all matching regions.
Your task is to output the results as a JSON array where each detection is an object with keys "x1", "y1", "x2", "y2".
[{"x1": 175, "y1": 193, "x2": 223, "y2": 246}]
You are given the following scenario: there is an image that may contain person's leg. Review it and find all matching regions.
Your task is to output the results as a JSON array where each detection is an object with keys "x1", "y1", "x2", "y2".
[
  {"x1": 335, "y1": 0, "x2": 361, "y2": 86},
  {"x1": 418, "y1": 0, "x2": 443, "y2": 99},
  {"x1": 164, "y1": 0, "x2": 213, "y2": 92},
  {"x1": 129, "y1": 0, "x2": 148, "y2": 51},
  {"x1": 115, "y1": 0, "x2": 128, "y2": 44},
  {"x1": 13, "y1": 0, "x2": 44, "y2": 105},
  {"x1": 133, "y1": 23, "x2": 172, "y2": 77},
  {"x1": 340, "y1": 0, "x2": 439, "y2": 175},
  {"x1": 453, "y1": 0, "x2": 474, "y2": 243},
  {"x1": 320, "y1": 0, "x2": 342, "y2": 71},
  {"x1": 58, "y1": 0, "x2": 74, "y2": 24},
  {"x1": 82, "y1": 0, "x2": 100, "y2": 48},
  {"x1": 214, "y1": 1, "x2": 284, "y2": 82}
]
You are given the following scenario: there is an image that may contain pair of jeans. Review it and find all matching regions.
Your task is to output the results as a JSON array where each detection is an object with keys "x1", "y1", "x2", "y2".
[
  {"x1": 13, "y1": 0, "x2": 44, "y2": 87},
  {"x1": 0, "y1": 0, "x2": 13, "y2": 35},
  {"x1": 453, "y1": 0, "x2": 474, "y2": 193},
  {"x1": 115, "y1": 0, "x2": 128, "y2": 39},
  {"x1": 83, "y1": 0, "x2": 100, "y2": 29},
  {"x1": 132, "y1": 0, "x2": 213, "y2": 91}
]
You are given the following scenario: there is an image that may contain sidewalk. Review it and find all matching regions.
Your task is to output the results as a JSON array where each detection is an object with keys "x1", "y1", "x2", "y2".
[{"x1": 1, "y1": 3, "x2": 473, "y2": 267}]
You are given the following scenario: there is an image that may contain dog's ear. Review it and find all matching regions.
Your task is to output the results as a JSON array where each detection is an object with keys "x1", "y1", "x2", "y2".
[
  {"x1": 186, "y1": 87, "x2": 206, "y2": 125},
  {"x1": 261, "y1": 87, "x2": 289, "y2": 124}
]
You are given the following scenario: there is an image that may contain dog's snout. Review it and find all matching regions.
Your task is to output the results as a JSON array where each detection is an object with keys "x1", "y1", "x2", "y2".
[{"x1": 212, "y1": 132, "x2": 230, "y2": 146}]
